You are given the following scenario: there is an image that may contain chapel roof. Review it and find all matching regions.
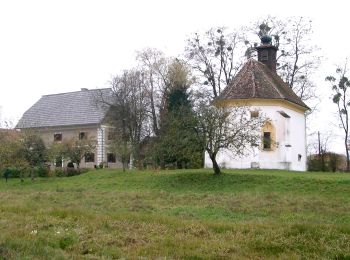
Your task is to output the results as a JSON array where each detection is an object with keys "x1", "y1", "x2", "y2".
[{"x1": 218, "y1": 58, "x2": 309, "y2": 110}]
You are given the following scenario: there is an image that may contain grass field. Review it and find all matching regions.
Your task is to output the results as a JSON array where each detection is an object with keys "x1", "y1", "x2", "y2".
[{"x1": 0, "y1": 169, "x2": 350, "y2": 259}]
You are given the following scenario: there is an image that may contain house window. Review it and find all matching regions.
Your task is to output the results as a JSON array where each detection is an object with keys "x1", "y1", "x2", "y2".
[
  {"x1": 55, "y1": 157, "x2": 63, "y2": 167},
  {"x1": 261, "y1": 50, "x2": 268, "y2": 61},
  {"x1": 85, "y1": 153, "x2": 95, "y2": 163},
  {"x1": 107, "y1": 153, "x2": 116, "y2": 163},
  {"x1": 250, "y1": 110, "x2": 259, "y2": 118},
  {"x1": 79, "y1": 132, "x2": 87, "y2": 140},
  {"x1": 54, "y1": 133, "x2": 62, "y2": 142},
  {"x1": 107, "y1": 129, "x2": 117, "y2": 141},
  {"x1": 263, "y1": 132, "x2": 271, "y2": 150}
]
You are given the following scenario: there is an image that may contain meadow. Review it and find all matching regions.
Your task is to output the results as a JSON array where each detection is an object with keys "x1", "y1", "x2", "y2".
[{"x1": 0, "y1": 168, "x2": 350, "y2": 259}]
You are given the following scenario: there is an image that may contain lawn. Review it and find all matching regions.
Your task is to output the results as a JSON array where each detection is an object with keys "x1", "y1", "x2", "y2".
[{"x1": 0, "y1": 168, "x2": 350, "y2": 259}]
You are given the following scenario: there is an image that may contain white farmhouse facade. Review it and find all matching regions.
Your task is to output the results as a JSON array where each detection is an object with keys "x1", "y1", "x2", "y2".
[
  {"x1": 16, "y1": 88, "x2": 122, "y2": 169},
  {"x1": 205, "y1": 36, "x2": 309, "y2": 171}
]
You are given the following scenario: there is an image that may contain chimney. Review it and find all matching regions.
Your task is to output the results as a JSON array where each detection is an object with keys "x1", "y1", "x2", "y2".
[{"x1": 256, "y1": 35, "x2": 278, "y2": 73}]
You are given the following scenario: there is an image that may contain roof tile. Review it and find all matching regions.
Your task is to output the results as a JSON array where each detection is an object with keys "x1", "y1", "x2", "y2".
[
  {"x1": 219, "y1": 59, "x2": 309, "y2": 110},
  {"x1": 16, "y1": 88, "x2": 112, "y2": 128}
]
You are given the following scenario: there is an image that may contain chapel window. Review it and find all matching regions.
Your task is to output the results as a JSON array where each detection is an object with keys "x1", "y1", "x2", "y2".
[
  {"x1": 250, "y1": 110, "x2": 259, "y2": 118},
  {"x1": 298, "y1": 154, "x2": 302, "y2": 161},
  {"x1": 263, "y1": 132, "x2": 272, "y2": 150}
]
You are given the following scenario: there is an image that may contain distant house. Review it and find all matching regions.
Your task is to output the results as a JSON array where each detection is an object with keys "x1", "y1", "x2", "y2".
[
  {"x1": 0, "y1": 128, "x2": 20, "y2": 138},
  {"x1": 16, "y1": 88, "x2": 121, "y2": 169},
  {"x1": 206, "y1": 35, "x2": 309, "y2": 171}
]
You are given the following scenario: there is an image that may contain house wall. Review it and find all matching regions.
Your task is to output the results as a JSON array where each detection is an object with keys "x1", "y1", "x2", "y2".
[
  {"x1": 36, "y1": 124, "x2": 123, "y2": 169},
  {"x1": 204, "y1": 104, "x2": 307, "y2": 171},
  {"x1": 101, "y1": 125, "x2": 123, "y2": 168}
]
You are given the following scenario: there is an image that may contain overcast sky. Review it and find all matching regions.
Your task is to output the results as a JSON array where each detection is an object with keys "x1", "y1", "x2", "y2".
[{"x1": 1, "y1": 0, "x2": 349, "y2": 152}]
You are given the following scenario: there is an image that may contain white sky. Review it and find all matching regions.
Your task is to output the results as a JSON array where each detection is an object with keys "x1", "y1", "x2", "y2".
[{"x1": 1, "y1": 0, "x2": 349, "y2": 153}]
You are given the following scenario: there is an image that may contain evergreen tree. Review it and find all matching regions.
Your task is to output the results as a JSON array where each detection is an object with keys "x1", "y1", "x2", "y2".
[{"x1": 156, "y1": 60, "x2": 203, "y2": 169}]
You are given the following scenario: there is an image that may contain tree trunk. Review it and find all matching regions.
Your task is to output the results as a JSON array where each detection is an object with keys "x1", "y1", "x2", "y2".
[
  {"x1": 150, "y1": 85, "x2": 159, "y2": 136},
  {"x1": 122, "y1": 160, "x2": 126, "y2": 172},
  {"x1": 345, "y1": 135, "x2": 349, "y2": 172},
  {"x1": 129, "y1": 153, "x2": 134, "y2": 169},
  {"x1": 31, "y1": 168, "x2": 35, "y2": 181},
  {"x1": 210, "y1": 154, "x2": 221, "y2": 175}
]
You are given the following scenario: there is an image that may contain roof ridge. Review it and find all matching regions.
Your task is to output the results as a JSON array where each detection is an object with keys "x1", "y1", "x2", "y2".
[
  {"x1": 251, "y1": 61, "x2": 257, "y2": 98},
  {"x1": 42, "y1": 87, "x2": 111, "y2": 97}
]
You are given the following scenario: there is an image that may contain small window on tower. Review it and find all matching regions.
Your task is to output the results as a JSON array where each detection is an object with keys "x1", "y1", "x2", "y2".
[{"x1": 261, "y1": 50, "x2": 268, "y2": 61}]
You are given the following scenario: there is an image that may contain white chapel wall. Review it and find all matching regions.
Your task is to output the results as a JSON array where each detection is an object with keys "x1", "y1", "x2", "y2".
[{"x1": 204, "y1": 104, "x2": 307, "y2": 171}]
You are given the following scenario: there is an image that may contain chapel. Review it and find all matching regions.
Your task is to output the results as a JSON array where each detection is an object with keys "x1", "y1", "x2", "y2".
[{"x1": 205, "y1": 35, "x2": 309, "y2": 171}]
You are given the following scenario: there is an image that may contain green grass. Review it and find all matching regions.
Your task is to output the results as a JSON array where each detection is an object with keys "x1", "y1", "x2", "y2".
[{"x1": 1, "y1": 169, "x2": 350, "y2": 259}]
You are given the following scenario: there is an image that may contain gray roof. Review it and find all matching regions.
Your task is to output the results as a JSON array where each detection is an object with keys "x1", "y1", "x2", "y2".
[
  {"x1": 219, "y1": 59, "x2": 309, "y2": 110},
  {"x1": 16, "y1": 88, "x2": 112, "y2": 129}
]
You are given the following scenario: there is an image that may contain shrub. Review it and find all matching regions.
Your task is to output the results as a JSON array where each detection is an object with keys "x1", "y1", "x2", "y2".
[
  {"x1": 308, "y1": 153, "x2": 345, "y2": 172},
  {"x1": 308, "y1": 157, "x2": 325, "y2": 171},
  {"x1": 66, "y1": 167, "x2": 79, "y2": 177},
  {"x1": 5, "y1": 167, "x2": 23, "y2": 178},
  {"x1": 53, "y1": 168, "x2": 66, "y2": 177},
  {"x1": 51, "y1": 167, "x2": 89, "y2": 177},
  {"x1": 35, "y1": 165, "x2": 50, "y2": 177}
]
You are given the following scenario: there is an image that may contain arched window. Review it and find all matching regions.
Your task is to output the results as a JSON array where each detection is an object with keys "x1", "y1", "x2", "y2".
[{"x1": 262, "y1": 121, "x2": 276, "y2": 151}]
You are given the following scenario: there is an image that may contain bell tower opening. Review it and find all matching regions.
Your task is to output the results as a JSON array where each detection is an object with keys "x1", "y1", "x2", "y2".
[{"x1": 256, "y1": 35, "x2": 278, "y2": 73}]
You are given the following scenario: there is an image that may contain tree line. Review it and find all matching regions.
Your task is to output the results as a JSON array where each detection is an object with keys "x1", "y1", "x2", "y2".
[{"x1": 0, "y1": 129, "x2": 96, "y2": 180}]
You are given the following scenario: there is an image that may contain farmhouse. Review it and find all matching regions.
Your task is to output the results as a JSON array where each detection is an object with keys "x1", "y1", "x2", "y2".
[
  {"x1": 205, "y1": 35, "x2": 309, "y2": 171},
  {"x1": 16, "y1": 88, "x2": 122, "y2": 168}
]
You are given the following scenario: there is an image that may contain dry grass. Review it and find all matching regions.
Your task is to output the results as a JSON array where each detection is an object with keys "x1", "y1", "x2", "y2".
[{"x1": 0, "y1": 169, "x2": 350, "y2": 259}]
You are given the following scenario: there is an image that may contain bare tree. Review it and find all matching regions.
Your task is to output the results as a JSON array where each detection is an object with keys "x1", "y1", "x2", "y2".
[
  {"x1": 101, "y1": 69, "x2": 150, "y2": 169},
  {"x1": 185, "y1": 27, "x2": 245, "y2": 98},
  {"x1": 136, "y1": 48, "x2": 170, "y2": 136},
  {"x1": 193, "y1": 94, "x2": 264, "y2": 175},
  {"x1": 326, "y1": 61, "x2": 350, "y2": 171},
  {"x1": 307, "y1": 131, "x2": 334, "y2": 171},
  {"x1": 308, "y1": 131, "x2": 332, "y2": 154}
]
